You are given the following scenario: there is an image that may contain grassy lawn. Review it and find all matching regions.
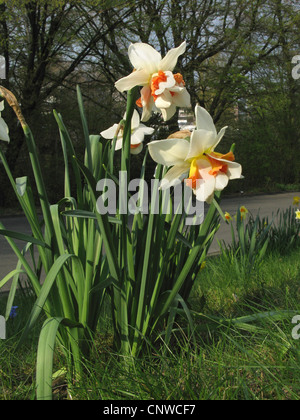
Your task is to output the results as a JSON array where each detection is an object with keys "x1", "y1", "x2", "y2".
[{"x1": 1, "y1": 246, "x2": 299, "y2": 401}]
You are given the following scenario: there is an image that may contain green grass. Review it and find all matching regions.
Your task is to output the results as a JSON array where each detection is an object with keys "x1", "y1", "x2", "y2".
[{"x1": 1, "y1": 248, "x2": 300, "y2": 400}]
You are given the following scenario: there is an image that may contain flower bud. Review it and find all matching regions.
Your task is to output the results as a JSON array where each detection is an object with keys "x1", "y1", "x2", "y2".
[{"x1": 167, "y1": 129, "x2": 191, "y2": 139}]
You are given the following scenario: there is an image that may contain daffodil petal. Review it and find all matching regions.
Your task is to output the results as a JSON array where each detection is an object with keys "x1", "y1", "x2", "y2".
[
  {"x1": 215, "y1": 173, "x2": 229, "y2": 190},
  {"x1": 140, "y1": 86, "x2": 154, "y2": 122},
  {"x1": 207, "y1": 154, "x2": 242, "y2": 180},
  {"x1": 100, "y1": 123, "x2": 120, "y2": 139},
  {"x1": 226, "y1": 162, "x2": 242, "y2": 180},
  {"x1": 159, "y1": 41, "x2": 187, "y2": 72},
  {"x1": 154, "y1": 71, "x2": 175, "y2": 95},
  {"x1": 148, "y1": 138, "x2": 190, "y2": 167},
  {"x1": 139, "y1": 124, "x2": 155, "y2": 136},
  {"x1": 141, "y1": 106, "x2": 153, "y2": 122},
  {"x1": 185, "y1": 129, "x2": 216, "y2": 160},
  {"x1": 0, "y1": 101, "x2": 9, "y2": 143},
  {"x1": 115, "y1": 69, "x2": 149, "y2": 92},
  {"x1": 130, "y1": 130, "x2": 143, "y2": 145},
  {"x1": 115, "y1": 138, "x2": 123, "y2": 151},
  {"x1": 155, "y1": 91, "x2": 173, "y2": 109},
  {"x1": 128, "y1": 43, "x2": 161, "y2": 73},
  {"x1": 0, "y1": 118, "x2": 9, "y2": 142},
  {"x1": 130, "y1": 109, "x2": 141, "y2": 129},
  {"x1": 171, "y1": 88, "x2": 191, "y2": 107},
  {"x1": 195, "y1": 105, "x2": 217, "y2": 135},
  {"x1": 130, "y1": 143, "x2": 143, "y2": 155},
  {"x1": 160, "y1": 104, "x2": 177, "y2": 121},
  {"x1": 212, "y1": 126, "x2": 228, "y2": 150},
  {"x1": 160, "y1": 164, "x2": 189, "y2": 190},
  {"x1": 194, "y1": 175, "x2": 215, "y2": 203}
]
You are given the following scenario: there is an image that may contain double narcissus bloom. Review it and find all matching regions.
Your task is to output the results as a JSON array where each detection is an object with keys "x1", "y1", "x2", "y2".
[
  {"x1": 100, "y1": 109, "x2": 154, "y2": 155},
  {"x1": 148, "y1": 105, "x2": 242, "y2": 203},
  {"x1": 296, "y1": 209, "x2": 300, "y2": 220},
  {"x1": 0, "y1": 100, "x2": 9, "y2": 142},
  {"x1": 115, "y1": 41, "x2": 191, "y2": 122}
]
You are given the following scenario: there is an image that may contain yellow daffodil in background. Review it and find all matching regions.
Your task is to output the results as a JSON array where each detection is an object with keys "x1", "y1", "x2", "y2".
[
  {"x1": 100, "y1": 109, "x2": 154, "y2": 155},
  {"x1": 240, "y1": 205, "x2": 248, "y2": 220},
  {"x1": 296, "y1": 209, "x2": 300, "y2": 220},
  {"x1": 293, "y1": 196, "x2": 300, "y2": 206},
  {"x1": 0, "y1": 100, "x2": 10, "y2": 142},
  {"x1": 115, "y1": 41, "x2": 191, "y2": 122},
  {"x1": 200, "y1": 261, "x2": 206, "y2": 270},
  {"x1": 225, "y1": 212, "x2": 232, "y2": 222},
  {"x1": 148, "y1": 104, "x2": 242, "y2": 203}
]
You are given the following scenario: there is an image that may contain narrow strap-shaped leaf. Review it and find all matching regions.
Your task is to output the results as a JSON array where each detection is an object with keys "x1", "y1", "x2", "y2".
[
  {"x1": 53, "y1": 110, "x2": 83, "y2": 204},
  {"x1": 0, "y1": 229, "x2": 48, "y2": 248},
  {"x1": 62, "y1": 209, "x2": 122, "y2": 225},
  {"x1": 77, "y1": 85, "x2": 92, "y2": 172},
  {"x1": 22, "y1": 125, "x2": 56, "y2": 244},
  {"x1": 36, "y1": 317, "x2": 83, "y2": 400},
  {"x1": 50, "y1": 205, "x2": 75, "y2": 320},
  {"x1": 0, "y1": 221, "x2": 41, "y2": 296},
  {"x1": 0, "y1": 269, "x2": 25, "y2": 293},
  {"x1": 153, "y1": 193, "x2": 221, "y2": 323},
  {"x1": 73, "y1": 156, "x2": 120, "y2": 282},
  {"x1": 19, "y1": 253, "x2": 76, "y2": 346},
  {"x1": 4, "y1": 242, "x2": 33, "y2": 320}
]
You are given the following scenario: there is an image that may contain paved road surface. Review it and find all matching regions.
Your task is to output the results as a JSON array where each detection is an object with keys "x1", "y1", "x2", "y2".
[{"x1": 0, "y1": 191, "x2": 299, "y2": 293}]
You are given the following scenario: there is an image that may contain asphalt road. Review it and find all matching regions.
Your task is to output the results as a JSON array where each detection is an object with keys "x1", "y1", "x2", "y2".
[{"x1": 0, "y1": 191, "x2": 299, "y2": 293}]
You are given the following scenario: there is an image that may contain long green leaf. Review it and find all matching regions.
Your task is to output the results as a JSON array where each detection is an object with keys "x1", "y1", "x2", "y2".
[
  {"x1": 62, "y1": 209, "x2": 122, "y2": 225},
  {"x1": 53, "y1": 110, "x2": 83, "y2": 203},
  {"x1": 153, "y1": 193, "x2": 220, "y2": 323},
  {"x1": 36, "y1": 317, "x2": 83, "y2": 400},
  {"x1": 0, "y1": 229, "x2": 48, "y2": 248},
  {"x1": 77, "y1": 85, "x2": 92, "y2": 172},
  {"x1": 73, "y1": 156, "x2": 120, "y2": 282},
  {"x1": 0, "y1": 221, "x2": 41, "y2": 296},
  {"x1": 0, "y1": 269, "x2": 25, "y2": 292},
  {"x1": 19, "y1": 253, "x2": 76, "y2": 345},
  {"x1": 5, "y1": 242, "x2": 33, "y2": 320}
]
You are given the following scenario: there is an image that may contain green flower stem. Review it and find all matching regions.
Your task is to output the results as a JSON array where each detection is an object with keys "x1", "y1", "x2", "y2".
[
  {"x1": 154, "y1": 192, "x2": 221, "y2": 325},
  {"x1": 118, "y1": 87, "x2": 139, "y2": 357},
  {"x1": 22, "y1": 125, "x2": 56, "y2": 246}
]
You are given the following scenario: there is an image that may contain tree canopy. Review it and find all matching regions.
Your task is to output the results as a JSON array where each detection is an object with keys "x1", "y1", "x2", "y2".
[{"x1": 0, "y1": 0, "x2": 299, "y2": 206}]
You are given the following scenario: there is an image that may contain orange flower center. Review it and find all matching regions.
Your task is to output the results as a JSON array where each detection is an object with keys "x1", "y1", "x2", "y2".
[
  {"x1": 130, "y1": 143, "x2": 141, "y2": 150},
  {"x1": 174, "y1": 73, "x2": 185, "y2": 86},
  {"x1": 136, "y1": 97, "x2": 143, "y2": 108},
  {"x1": 185, "y1": 151, "x2": 235, "y2": 190},
  {"x1": 207, "y1": 151, "x2": 235, "y2": 177},
  {"x1": 151, "y1": 71, "x2": 168, "y2": 100},
  {"x1": 136, "y1": 71, "x2": 186, "y2": 104}
]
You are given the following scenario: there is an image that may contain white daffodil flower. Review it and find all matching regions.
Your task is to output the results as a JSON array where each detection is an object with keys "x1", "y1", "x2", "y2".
[
  {"x1": 0, "y1": 101, "x2": 10, "y2": 143},
  {"x1": 100, "y1": 109, "x2": 154, "y2": 155},
  {"x1": 115, "y1": 42, "x2": 191, "y2": 122},
  {"x1": 148, "y1": 105, "x2": 242, "y2": 203}
]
